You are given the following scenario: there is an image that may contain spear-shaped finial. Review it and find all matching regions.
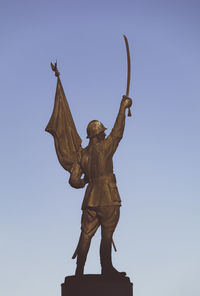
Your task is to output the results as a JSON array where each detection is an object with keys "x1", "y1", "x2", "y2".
[{"x1": 51, "y1": 61, "x2": 60, "y2": 77}]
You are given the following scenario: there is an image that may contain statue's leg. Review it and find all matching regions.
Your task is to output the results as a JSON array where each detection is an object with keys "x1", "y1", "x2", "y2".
[
  {"x1": 75, "y1": 232, "x2": 91, "y2": 276},
  {"x1": 99, "y1": 206, "x2": 126, "y2": 276},
  {"x1": 75, "y1": 208, "x2": 99, "y2": 275},
  {"x1": 100, "y1": 227, "x2": 113, "y2": 272}
]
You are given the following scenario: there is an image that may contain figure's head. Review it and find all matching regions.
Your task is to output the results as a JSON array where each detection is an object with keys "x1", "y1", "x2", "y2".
[{"x1": 86, "y1": 120, "x2": 107, "y2": 139}]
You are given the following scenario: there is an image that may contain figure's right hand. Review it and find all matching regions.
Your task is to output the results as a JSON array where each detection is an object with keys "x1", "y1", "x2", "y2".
[{"x1": 122, "y1": 95, "x2": 132, "y2": 109}]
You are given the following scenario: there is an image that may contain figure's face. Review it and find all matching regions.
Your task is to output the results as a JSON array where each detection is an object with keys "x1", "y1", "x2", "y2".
[{"x1": 98, "y1": 131, "x2": 106, "y2": 141}]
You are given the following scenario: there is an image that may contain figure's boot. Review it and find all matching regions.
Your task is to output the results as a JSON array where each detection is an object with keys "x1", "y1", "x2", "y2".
[
  {"x1": 100, "y1": 237, "x2": 126, "y2": 277},
  {"x1": 75, "y1": 235, "x2": 91, "y2": 276}
]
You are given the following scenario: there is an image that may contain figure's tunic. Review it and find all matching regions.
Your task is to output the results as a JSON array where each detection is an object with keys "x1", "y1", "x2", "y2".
[{"x1": 69, "y1": 103, "x2": 126, "y2": 210}]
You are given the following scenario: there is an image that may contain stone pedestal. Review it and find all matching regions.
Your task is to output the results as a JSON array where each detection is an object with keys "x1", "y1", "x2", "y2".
[{"x1": 61, "y1": 274, "x2": 133, "y2": 296}]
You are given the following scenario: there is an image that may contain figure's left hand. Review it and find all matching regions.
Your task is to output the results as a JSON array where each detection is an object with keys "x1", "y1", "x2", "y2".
[{"x1": 122, "y1": 95, "x2": 132, "y2": 109}]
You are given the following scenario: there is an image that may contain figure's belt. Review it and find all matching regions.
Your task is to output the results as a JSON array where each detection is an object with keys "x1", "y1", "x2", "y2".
[{"x1": 88, "y1": 173, "x2": 116, "y2": 184}]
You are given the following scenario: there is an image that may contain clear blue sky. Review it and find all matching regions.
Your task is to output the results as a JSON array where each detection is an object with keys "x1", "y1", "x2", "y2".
[{"x1": 1, "y1": 1, "x2": 200, "y2": 296}]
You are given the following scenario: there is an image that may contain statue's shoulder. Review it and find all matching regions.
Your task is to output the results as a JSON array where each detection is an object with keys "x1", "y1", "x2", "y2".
[{"x1": 80, "y1": 145, "x2": 90, "y2": 156}]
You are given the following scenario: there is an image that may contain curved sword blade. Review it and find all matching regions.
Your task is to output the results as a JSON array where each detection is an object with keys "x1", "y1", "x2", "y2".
[
  {"x1": 123, "y1": 35, "x2": 132, "y2": 116},
  {"x1": 123, "y1": 35, "x2": 131, "y2": 97}
]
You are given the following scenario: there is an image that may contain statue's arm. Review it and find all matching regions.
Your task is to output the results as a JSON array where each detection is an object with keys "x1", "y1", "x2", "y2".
[
  {"x1": 106, "y1": 96, "x2": 132, "y2": 153},
  {"x1": 69, "y1": 162, "x2": 86, "y2": 189}
]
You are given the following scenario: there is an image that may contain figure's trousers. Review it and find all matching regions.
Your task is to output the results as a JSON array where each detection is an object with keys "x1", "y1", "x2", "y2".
[{"x1": 76, "y1": 206, "x2": 120, "y2": 271}]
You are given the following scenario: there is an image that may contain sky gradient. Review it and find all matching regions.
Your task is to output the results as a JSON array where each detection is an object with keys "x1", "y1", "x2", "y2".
[{"x1": 1, "y1": 1, "x2": 200, "y2": 296}]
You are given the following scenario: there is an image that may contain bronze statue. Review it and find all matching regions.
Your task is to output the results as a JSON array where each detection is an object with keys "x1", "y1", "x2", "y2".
[{"x1": 45, "y1": 36, "x2": 132, "y2": 278}]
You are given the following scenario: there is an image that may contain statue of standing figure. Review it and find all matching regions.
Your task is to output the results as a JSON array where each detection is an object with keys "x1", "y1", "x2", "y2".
[{"x1": 45, "y1": 36, "x2": 132, "y2": 278}]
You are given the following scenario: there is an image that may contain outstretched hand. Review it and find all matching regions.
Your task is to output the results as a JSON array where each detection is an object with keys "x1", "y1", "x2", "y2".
[{"x1": 122, "y1": 95, "x2": 132, "y2": 109}]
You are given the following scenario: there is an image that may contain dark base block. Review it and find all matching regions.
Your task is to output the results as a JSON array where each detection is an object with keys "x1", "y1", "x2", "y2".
[{"x1": 61, "y1": 274, "x2": 133, "y2": 296}]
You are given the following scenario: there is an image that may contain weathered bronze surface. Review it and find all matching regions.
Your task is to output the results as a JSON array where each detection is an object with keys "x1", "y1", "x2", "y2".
[{"x1": 45, "y1": 37, "x2": 132, "y2": 278}]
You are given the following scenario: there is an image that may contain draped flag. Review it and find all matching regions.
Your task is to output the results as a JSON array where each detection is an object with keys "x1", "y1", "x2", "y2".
[{"x1": 45, "y1": 63, "x2": 82, "y2": 173}]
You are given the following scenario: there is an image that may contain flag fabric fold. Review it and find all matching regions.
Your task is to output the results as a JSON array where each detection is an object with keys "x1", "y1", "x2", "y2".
[{"x1": 45, "y1": 77, "x2": 82, "y2": 173}]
